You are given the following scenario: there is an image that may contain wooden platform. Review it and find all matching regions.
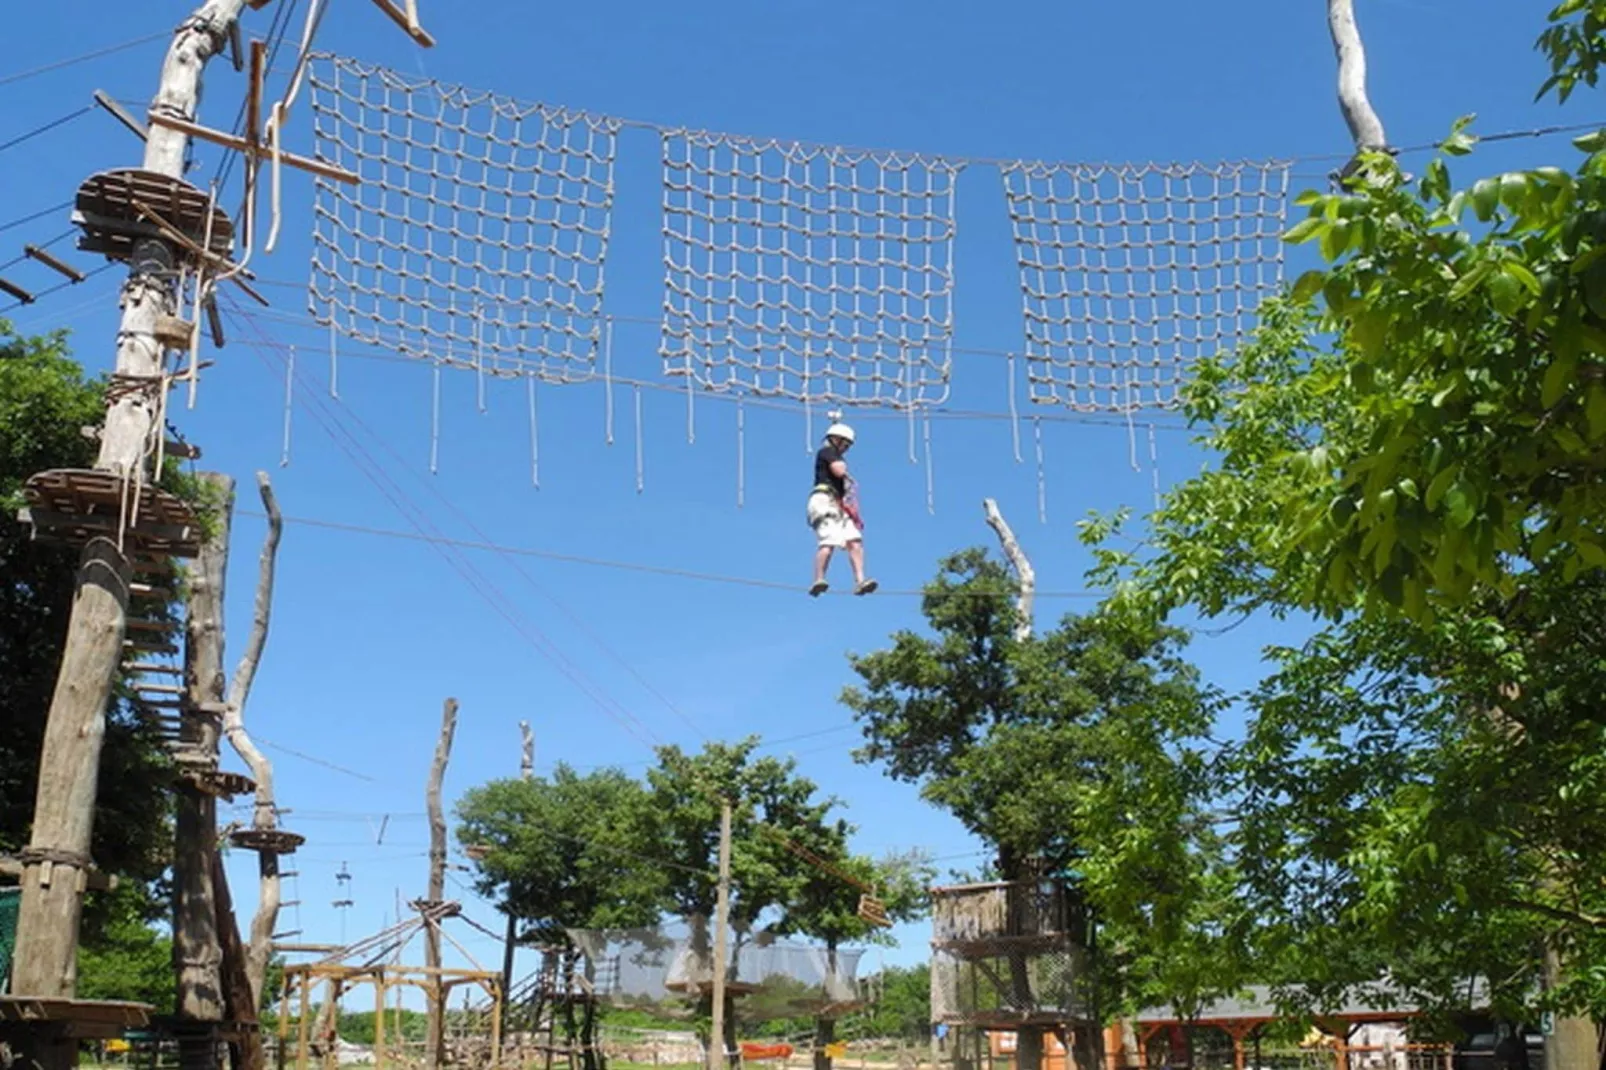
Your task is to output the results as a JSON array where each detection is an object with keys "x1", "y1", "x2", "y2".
[
  {"x1": 73, "y1": 168, "x2": 234, "y2": 263},
  {"x1": 229, "y1": 828, "x2": 304, "y2": 855},
  {"x1": 180, "y1": 769, "x2": 257, "y2": 799},
  {"x1": 20, "y1": 468, "x2": 201, "y2": 558},
  {"x1": 0, "y1": 996, "x2": 152, "y2": 1039}
]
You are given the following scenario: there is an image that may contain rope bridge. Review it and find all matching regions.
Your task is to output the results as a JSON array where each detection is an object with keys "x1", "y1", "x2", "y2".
[
  {"x1": 306, "y1": 54, "x2": 619, "y2": 385},
  {"x1": 1003, "y1": 159, "x2": 1292, "y2": 412}
]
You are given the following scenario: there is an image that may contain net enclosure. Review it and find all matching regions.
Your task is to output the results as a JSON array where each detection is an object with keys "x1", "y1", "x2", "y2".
[
  {"x1": 306, "y1": 54, "x2": 620, "y2": 384},
  {"x1": 1002, "y1": 158, "x2": 1292, "y2": 412},
  {"x1": 661, "y1": 133, "x2": 963, "y2": 411},
  {"x1": 567, "y1": 920, "x2": 869, "y2": 1017}
]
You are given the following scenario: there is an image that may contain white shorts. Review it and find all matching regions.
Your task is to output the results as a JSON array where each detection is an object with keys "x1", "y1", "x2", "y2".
[{"x1": 807, "y1": 490, "x2": 861, "y2": 548}]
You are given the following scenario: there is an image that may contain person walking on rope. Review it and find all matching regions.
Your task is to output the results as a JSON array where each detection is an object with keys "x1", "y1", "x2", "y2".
[{"x1": 807, "y1": 420, "x2": 877, "y2": 597}]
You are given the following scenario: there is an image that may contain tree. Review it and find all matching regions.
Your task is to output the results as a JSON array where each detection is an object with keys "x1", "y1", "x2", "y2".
[
  {"x1": 1079, "y1": 7, "x2": 1606, "y2": 1055},
  {"x1": 843, "y1": 550, "x2": 1226, "y2": 1062},
  {"x1": 456, "y1": 764, "x2": 663, "y2": 940},
  {"x1": 0, "y1": 321, "x2": 173, "y2": 993},
  {"x1": 639, "y1": 738, "x2": 851, "y2": 1061}
]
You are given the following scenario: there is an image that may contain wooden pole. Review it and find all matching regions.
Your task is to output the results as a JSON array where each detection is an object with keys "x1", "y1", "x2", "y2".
[
  {"x1": 500, "y1": 722, "x2": 535, "y2": 1057},
  {"x1": 174, "y1": 473, "x2": 235, "y2": 1061},
  {"x1": 10, "y1": 1, "x2": 250, "y2": 1037},
  {"x1": 425, "y1": 698, "x2": 459, "y2": 1069},
  {"x1": 708, "y1": 798, "x2": 733, "y2": 1070},
  {"x1": 981, "y1": 499, "x2": 1034, "y2": 641}
]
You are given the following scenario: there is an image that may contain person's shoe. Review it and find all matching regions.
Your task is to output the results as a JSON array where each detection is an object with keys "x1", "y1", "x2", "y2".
[
  {"x1": 854, "y1": 579, "x2": 878, "y2": 595},
  {"x1": 809, "y1": 581, "x2": 829, "y2": 597}
]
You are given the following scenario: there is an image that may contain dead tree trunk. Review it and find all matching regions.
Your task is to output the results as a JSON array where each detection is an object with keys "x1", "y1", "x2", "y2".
[
  {"x1": 1327, "y1": 0, "x2": 1388, "y2": 151},
  {"x1": 982, "y1": 498, "x2": 1035, "y2": 641},
  {"x1": 425, "y1": 698, "x2": 459, "y2": 1069},
  {"x1": 220, "y1": 472, "x2": 285, "y2": 1008},
  {"x1": 175, "y1": 473, "x2": 234, "y2": 1063},
  {"x1": 500, "y1": 722, "x2": 535, "y2": 1056},
  {"x1": 12, "y1": 6, "x2": 249, "y2": 1029}
]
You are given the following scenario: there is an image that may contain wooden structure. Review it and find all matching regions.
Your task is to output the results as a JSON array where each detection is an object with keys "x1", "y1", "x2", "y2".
[
  {"x1": 500, "y1": 946, "x2": 608, "y2": 1070},
  {"x1": 277, "y1": 903, "x2": 504, "y2": 1070}
]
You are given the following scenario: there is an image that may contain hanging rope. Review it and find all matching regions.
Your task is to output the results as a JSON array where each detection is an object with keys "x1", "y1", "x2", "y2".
[
  {"x1": 1034, "y1": 416, "x2": 1046, "y2": 523},
  {"x1": 281, "y1": 344, "x2": 295, "y2": 466},
  {"x1": 528, "y1": 374, "x2": 541, "y2": 489}
]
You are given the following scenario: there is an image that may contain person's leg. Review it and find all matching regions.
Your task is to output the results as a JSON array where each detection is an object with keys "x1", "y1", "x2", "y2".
[
  {"x1": 812, "y1": 545, "x2": 833, "y2": 594},
  {"x1": 847, "y1": 540, "x2": 876, "y2": 594}
]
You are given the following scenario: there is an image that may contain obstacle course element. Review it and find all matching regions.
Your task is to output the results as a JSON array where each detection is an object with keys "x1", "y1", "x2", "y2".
[
  {"x1": 1002, "y1": 159, "x2": 1291, "y2": 412},
  {"x1": 306, "y1": 54, "x2": 620, "y2": 385},
  {"x1": 660, "y1": 135, "x2": 963, "y2": 411}
]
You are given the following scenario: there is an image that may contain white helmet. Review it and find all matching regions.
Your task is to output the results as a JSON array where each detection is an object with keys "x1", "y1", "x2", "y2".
[{"x1": 825, "y1": 422, "x2": 856, "y2": 444}]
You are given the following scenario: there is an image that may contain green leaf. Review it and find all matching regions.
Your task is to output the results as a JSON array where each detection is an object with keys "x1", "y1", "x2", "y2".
[
  {"x1": 1425, "y1": 465, "x2": 1458, "y2": 510},
  {"x1": 1488, "y1": 271, "x2": 1523, "y2": 316},
  {"x1": 1443, "y1": 483, "x2": 1476, "y2": 529},
  {"x1": 1470, "y1": 177, "x2": 1501, "y2": 221},
  {"x1": 1285, "y1": 217, "x2": 1325, "y2": 245},
  {"x1": 1504, "y1": 260, "x2": 1542, "y2": 295},
  {"x1": 1291, "y1": 270, "x2": 1326, "y2": 304},
  {"x1": 1588, "y1": 383, "x2": 1606, "y2": 440},
  {"x1": 1544, "y1": 352, "x2": 1578, "y2": 408},
  {"x1": 1573, "y1": 129, "x2": 1606, "y2": 154},
  {"x1": 1351, "y1": 311, "x2": 1388, "y2": 357}
]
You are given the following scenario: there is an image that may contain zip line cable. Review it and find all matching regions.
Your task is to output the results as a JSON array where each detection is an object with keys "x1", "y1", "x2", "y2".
[
  {"x1": 0, "y1": 201, "x2": 72, "y2": 235},
  {"x1": 0, "y1": 29, "x2": 171, "y2": 89},
  {"x1": 0, "y1": 105, "x2": 92, "y2": 154},
  {"x1": 238, "y1": 509, "x2": 1105, "y2": 601}
]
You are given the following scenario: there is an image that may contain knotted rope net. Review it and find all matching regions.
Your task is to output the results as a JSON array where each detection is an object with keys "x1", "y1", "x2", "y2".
[
  {"x1": 661, "y1": 133, "x2": 963, "y2": 411},
  {"x1": 306, "y1": 55, "x2": 619, "y2": 384},
  {"x1": 1002, "y1": 159, "x2": 1292, "y2": 412}
]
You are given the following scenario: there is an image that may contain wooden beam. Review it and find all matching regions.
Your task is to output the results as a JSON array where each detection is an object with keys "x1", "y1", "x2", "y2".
[
  {"x1": 93, "y1": 90, "x2": 147, "y2": 141},
  {"x1": 368, "y1": 0, "x2": 437, "y2": 47},
  {"x1": 145, "y1": 111, "x2": 359, "y2": 185},
  {"x1": 0, "y1": 856, "x2": 117, "y2": 892},
  {"x1": 0, "y1": 277, "x2": 34, "y2": 304},
  {"x1": 25, "y1": 245, "x2": 85, "y2": 283}
]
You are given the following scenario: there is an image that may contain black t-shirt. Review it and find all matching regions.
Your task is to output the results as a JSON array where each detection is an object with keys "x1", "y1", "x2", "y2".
[{"x1": 814, "y1": 445, "x2": 847, "y2": 497}]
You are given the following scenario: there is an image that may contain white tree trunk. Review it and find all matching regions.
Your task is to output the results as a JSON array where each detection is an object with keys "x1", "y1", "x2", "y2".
[
  {"x1": 1327, "y1": 0, "x2": 1388, "y2": 150},
  {"x1": 425, "y1": 698, "x2": 459, "y2": 1069},
  {"x1": 220, "y1": 472, "x2": 285, "y2": 1008},
  {"x1": 982, "y1": 498, "x2": 1035, "y2": 641}
]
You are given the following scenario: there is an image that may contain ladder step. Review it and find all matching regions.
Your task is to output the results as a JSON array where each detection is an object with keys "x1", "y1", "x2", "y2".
[
  {"x1": 126, "y1": 619, "x2": 178, "y2": 632},
  {"x1": 130, "y1": 584, "x2": 173, "y2": 599},
  {"x1": 135, "y1": 683, "x2": 186, "y2": 695},
  {"x1": 134, "y1": 697, "x2": 184, "y2": 709},
  {"x1": 271, "y1": 930, "x2": 302, "y2": 939},
  {"x1": 278, "y1": 871, "x2": 298, "y2": 878},
  {"x1": 125, "y1": 662, "x2": 182, "y2": 675},
  {"x1": 124, "y1": 640, "x2": 177, "y2": 655},
  {"x1": 279, "y1": 900, "x2": 301, "y2": 908}
]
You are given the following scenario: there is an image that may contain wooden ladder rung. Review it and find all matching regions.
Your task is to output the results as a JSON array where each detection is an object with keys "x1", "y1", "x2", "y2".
[
  {"x1": 130, "y1": 584, "x2": 173, "y2": 599},
  {"x1": 126, "y1": 619, "x2": 177, "y2": 632},
  {"x1": 135, "y1": 684, "x2": 186, "y2": 696},
  {"x1": 134, "y1": 697, "x2": 184, "y2": 709},
  {"x1": 125, "y1": 662, "x2": 182, "y2": 675},
  {"x1": 124, "y1": 640, "x2": 177, "y2": 654}
]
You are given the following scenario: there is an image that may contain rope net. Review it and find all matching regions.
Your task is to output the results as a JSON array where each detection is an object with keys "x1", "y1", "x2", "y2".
[
  {"x1": 661, "y1": 134, "x2": 962, "y2": 411},
  {"x1": 306, "y1": 54, "x2": 619, "y2": 384},
  {"x1": 1002, "y1": 159, "x2": 1292, "y2": 412},
  {"x1": 566, "y1": 920, "x2": 868, "y2": 1015}
]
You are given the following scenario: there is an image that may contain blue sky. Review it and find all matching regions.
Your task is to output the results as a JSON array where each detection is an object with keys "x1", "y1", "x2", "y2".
[{"x1": 2, "y1": 0, "x2": 1595, "y2": 995}]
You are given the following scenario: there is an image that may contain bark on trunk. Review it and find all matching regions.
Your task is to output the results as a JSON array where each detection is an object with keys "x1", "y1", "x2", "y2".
[
  {"x1": 982, "y1": 499, "x2": 1034, "y2": 641},
  {"x1": 174, "y1": 473, "x2": 235, "y2": 1067},
  {"x1": 11, "y1": 10, "x2": 247, "y2": 1059},
  {"x1": 813, "y1": 1017, "x2": 836, "y2": 1070},
  {"x1": 425, "y1": 697, "x2": 459, "y2": 1069},
  {"x1": 1542, "y1": 947, "x2": 1597, "y2": 1070}
]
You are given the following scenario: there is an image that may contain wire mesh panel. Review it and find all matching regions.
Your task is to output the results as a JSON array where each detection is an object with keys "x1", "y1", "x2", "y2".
[
  {"x1": 930, "y1": 944, "x2": 1091, "y2": 1026},
  {"x1": 661, "y1": 133, "x2": 963, "y2": 410},
  {"x1": 307, "y1": 55, "x2": 620, "y2": 383},
  {"x1": 1002, "y1": 159, "x2": 1291, "y2": 412}
]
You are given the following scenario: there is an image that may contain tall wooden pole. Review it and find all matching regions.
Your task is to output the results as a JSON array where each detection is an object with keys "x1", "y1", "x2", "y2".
[
  {"x1": 11, "y1": 0, "x2": 251, "y2": 1032},
  {"x1": 425, "y1": 698, "x2": 458, "y2": 1070},
  {"x1": 708, "y1": 798, "x2": 733, "y2": 1070},
  {"x1": 175, "y1": 473, "x2": 235, "y2": 1058}
]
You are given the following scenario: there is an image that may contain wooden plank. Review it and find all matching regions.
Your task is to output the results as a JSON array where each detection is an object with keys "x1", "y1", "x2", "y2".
[
  {"x1": 24, "y1": 245, "x2": 85, "y2": 283},
  {"x1": 145, "y1": 112, "x2": 359, "y2": 185},
  {"x1": 0, "y1": 277, "x2": 34, "y2": 304},
  {"x1": 367, "y1": 0, "x2": 437, "y2": 47},
  {"x1": 93, "y1": 90, "x2": 148, "y2": 140}
]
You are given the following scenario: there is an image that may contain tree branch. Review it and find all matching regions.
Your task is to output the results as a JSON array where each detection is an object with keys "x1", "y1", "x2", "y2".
[
  {"x1": 1328, "y1": 0, "x2": 1389, "y2": 151},
  {"x1": 1504, "y1": 897, "x2": 1606, "y2": 930},
  {"x1": 982, "y1": 498, "x2": 1035, "y2": 641}
]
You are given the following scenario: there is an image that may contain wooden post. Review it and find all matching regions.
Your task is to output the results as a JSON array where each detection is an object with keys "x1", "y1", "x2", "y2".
[
  {"x1": 425, "y1": 697, "x2": 459, "y2": 1069},
  {"x1": 708, "y1": 798, "x2": 733, "y2": 1070},
  {"x1": 221, "y1": 472, "x2": 286, "y2": 1006},
  {"x1": 1327, "y1": 0, "x2": 1388, "y2": 151},
  {"x1": 500, "y1": 722, "x2": 535, "y2": 1057},
  {"x1": 10, "y1": 1, "x2": 250, "y2": 1035},
  {"x1": 174, "y1": 473, "x2": 235, "y2": 1058}
]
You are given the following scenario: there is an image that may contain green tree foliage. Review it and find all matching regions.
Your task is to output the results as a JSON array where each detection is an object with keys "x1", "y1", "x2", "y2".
[
  {"x1": 456, "y1": 764, "x2": 663, "y2": 940},
  {"x1": 842, "y1": 550, "x2": 1228, "y2": 1013},
  {"x1": 0, "y1": 321, "x2": 175, "y2": 997},
  {"x1": 75, "y1": 882, "x2": 174, "y2": 1009},
  {"x1": 641, "y1": 738, "x2": 848, "y2": 935},
  {"x1": 856, "y1": 963, "x2": 930, "y2": 1041},
  {"x1": 1080, "y1": 26, "x2": 1606, "y2": 1017}
]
